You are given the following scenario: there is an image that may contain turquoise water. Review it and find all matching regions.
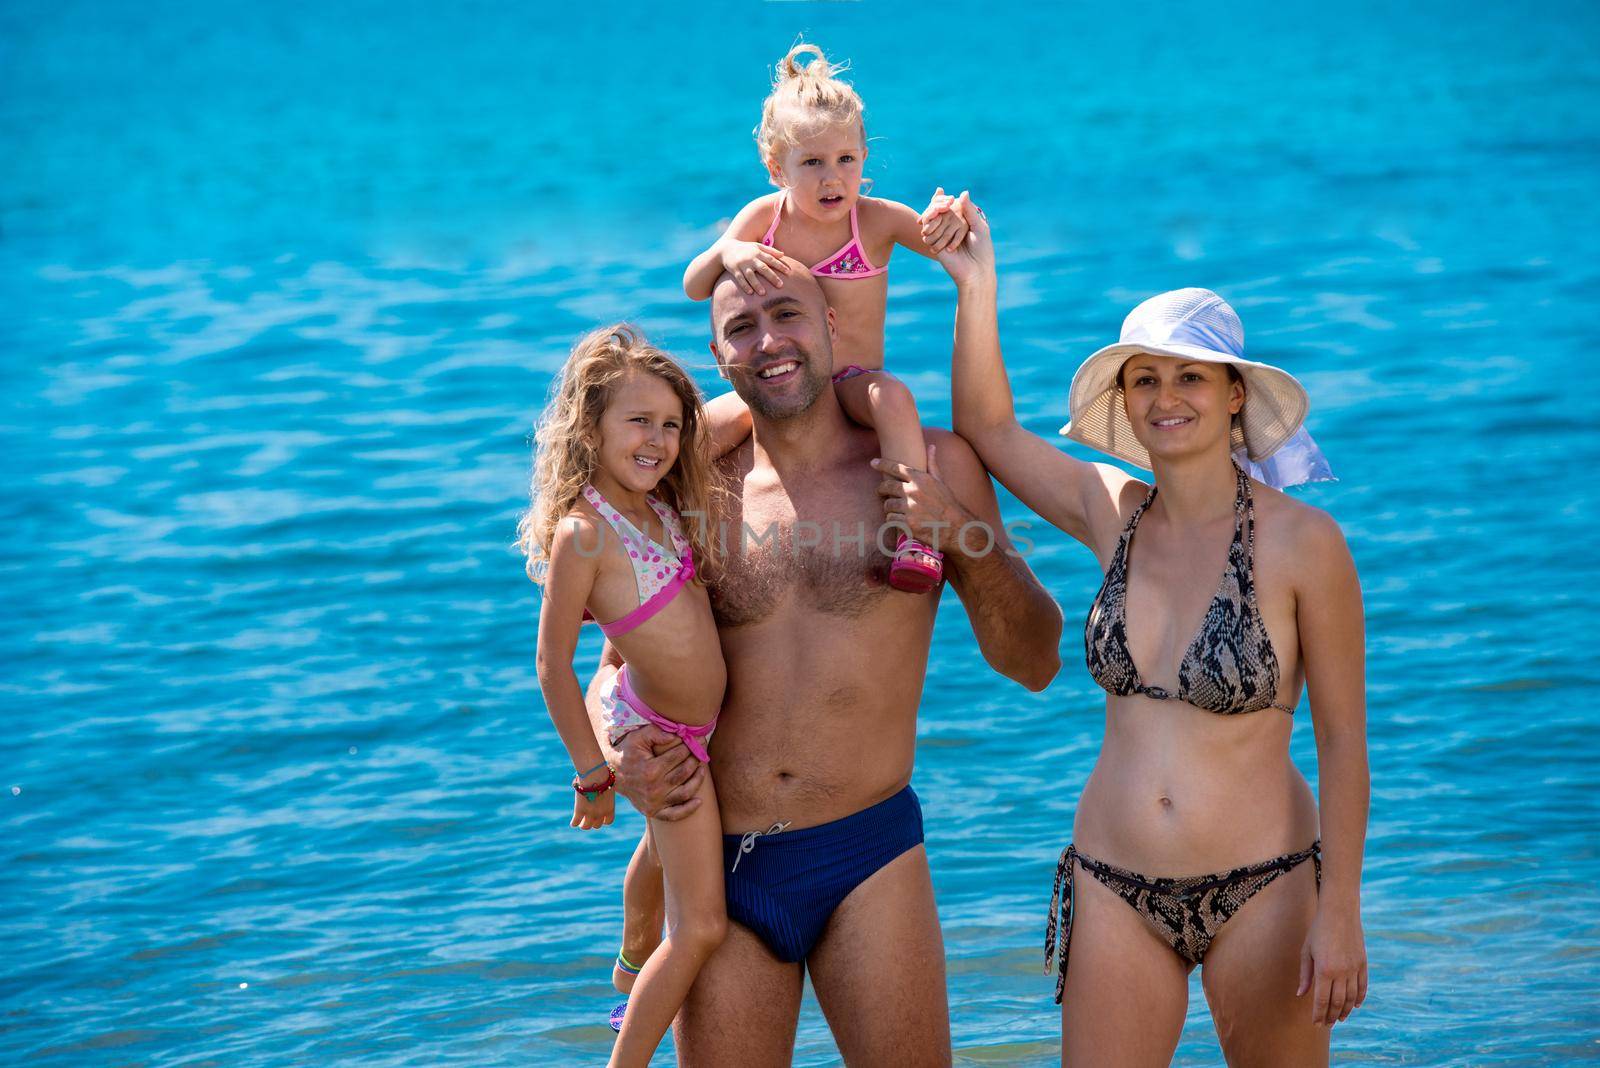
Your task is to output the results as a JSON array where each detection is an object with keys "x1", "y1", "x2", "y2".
[{"x1": 5, "y1": 2, "x2": 1600, "y2": 1064}]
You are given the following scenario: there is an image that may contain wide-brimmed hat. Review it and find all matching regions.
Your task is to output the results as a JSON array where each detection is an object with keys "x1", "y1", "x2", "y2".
[{"x1": 1059, "y1": 288, "x2": 1309, "y2": 469}]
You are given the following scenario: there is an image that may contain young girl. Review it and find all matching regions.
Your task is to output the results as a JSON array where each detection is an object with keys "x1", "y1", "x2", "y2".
[
  {"x1": 523, "y1": 324, "x2": 727, "y2": 1067},
  {"x1": 683, "y1": 41, "x2": 971, "y2": 594}
]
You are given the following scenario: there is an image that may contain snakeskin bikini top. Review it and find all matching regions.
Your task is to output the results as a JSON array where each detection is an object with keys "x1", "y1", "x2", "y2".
[{"x1": 1084, "y1": 465, "x2": 1295, "y2": 715}]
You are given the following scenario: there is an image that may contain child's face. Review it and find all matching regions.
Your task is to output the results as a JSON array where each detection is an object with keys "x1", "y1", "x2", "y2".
[
  {"x1": 594, "y1": 371, "x2": 684, "y2": 495},
  {"x1": 768, "y1": 120, "x2": 867, "y2": 222}
]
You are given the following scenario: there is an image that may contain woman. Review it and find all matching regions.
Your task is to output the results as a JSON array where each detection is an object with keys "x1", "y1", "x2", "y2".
[{"x1": 939, "y1": 208, "x2": 1368, "y2": 1065}]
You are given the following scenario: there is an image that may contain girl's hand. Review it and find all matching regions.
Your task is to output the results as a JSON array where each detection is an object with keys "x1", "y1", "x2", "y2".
[
  {"x1": 918, "y1": 186, "x2": 958, "y2": 222},
  {"x1": 936, "y1": 192, "x2": 994, "y2": 285},
  {"x1": 721, "y1": 240, "x2": 791, "y2": 296},
  {"x1": 1298, "y1": 901, "x2": 1368, "y2": 1026},
  {"x1": 571, "y1": 780, "x2": 616, "y2": 830},
  {"x1": 919, "y1": 187, "x2": 969, "y2": 253}
]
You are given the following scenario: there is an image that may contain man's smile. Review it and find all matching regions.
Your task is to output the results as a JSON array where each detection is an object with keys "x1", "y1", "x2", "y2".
[{"x1": 757, "y1": 360, "x2": 800, "y2": 381}]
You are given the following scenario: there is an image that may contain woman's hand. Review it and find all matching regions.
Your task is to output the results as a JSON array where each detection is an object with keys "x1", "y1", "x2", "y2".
[
  {"x1": 1298, "y1": 901, "x2": 1368, "y2": 1026},
  {"x1": 720, "y1": 240, "x2": 791, "y2": 295}
]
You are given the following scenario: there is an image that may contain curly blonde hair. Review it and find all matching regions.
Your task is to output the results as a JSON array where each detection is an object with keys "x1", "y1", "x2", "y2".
[
  {"x1": 518, "y1": 324, "x2": 721, "y2": 583},
  {"x1": 754, "y1": 41, "x2": 867, "y2": 173}
]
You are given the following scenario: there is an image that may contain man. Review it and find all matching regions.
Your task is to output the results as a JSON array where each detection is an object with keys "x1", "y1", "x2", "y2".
[{"x1": 594, "y1": 256, "x2": 1061, "y2": 1065}]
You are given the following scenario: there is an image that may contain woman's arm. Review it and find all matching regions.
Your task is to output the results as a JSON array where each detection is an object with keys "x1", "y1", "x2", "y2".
[
  {"x1": 534, "y1": 517, "x2": 610, "y2": 778},
  {"x1": 938, "y1": 206, "x2": 1135, "y2": 552},
  {"x1": 1294, "y1": 509, "x2": 1370, "y2": 1026},
  {"x1": 684, "y1": 195, "x2": 787, "y2": 300}
]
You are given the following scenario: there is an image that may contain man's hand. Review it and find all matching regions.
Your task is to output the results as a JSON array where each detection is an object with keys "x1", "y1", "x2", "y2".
[
  {"x1": 613, "y1": 726, "x2": 707, "y2": 822},
  {"x1": 872, "y1": 444, "x2": 976, "y2": 557},
  {"x1": 935, "y1": 192, "x2": 995, "y2": 287}
]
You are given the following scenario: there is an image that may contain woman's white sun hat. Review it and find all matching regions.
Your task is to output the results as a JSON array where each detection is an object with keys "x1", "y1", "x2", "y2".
[{"x1": 1060, "y1": 288, "x2": 1317, "y2": 473}]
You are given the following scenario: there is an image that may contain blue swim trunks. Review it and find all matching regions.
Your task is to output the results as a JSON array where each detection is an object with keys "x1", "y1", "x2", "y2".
[{"x1": 721, "y1": 785, "x2": 924, "y2": 963}]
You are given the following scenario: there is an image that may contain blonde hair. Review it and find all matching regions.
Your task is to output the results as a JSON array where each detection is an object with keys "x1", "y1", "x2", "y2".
[
  {"x1": 518, "y1": 324, "x2": 721, "y2": 583},
  {"x1": 754, "y1": 41, "x2": 867, "y2": 171}
]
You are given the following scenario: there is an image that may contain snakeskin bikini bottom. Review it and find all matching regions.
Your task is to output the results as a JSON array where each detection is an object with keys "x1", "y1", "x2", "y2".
[{"x1": 1044, "y1": 841, "x2": 1321, "y2": 1004}]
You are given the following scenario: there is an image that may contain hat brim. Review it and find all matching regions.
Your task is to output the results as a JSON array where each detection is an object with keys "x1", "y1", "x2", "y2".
[{"x1": 1058, "y1": 341, "x2": 1310, "y2": 469}]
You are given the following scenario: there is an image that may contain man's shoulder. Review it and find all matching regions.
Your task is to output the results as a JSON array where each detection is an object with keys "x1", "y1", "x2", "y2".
[
  {"x1": 923, "y1": 427, "x2": 986, "y2": 481},
  {"x1": 713, "y1": 435, "x2": 758, "y2": 482},
  {"x1": 923, "y1": 425, "x2": 969, "y2": 450}
]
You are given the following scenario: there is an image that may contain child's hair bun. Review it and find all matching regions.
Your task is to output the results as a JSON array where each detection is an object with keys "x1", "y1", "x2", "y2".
[
  {"x1": 776, "y1": 42, "x2": 838, "y2": 84},
  {"x1": 756, "y1": 39, "x2": 866, "y2": 171}
]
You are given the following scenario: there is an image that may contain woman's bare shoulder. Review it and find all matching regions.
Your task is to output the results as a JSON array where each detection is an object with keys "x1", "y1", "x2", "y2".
[{"x1": 1252, "y1": 481, "x2": 1354, "y2": 581}]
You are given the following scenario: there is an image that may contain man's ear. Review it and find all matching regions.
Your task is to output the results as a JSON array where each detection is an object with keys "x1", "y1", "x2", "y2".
[
  {"x1": 709, "y1": 339, "x2": 728, "y2": 380},
  {"x1": 826, "y1": 305, "x2": 838, "y2": 345}
]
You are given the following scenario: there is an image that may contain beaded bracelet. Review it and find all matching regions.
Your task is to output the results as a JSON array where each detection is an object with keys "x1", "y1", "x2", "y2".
[{"x1": 573, "y1": 764, "x2": 616, "y2": 803}]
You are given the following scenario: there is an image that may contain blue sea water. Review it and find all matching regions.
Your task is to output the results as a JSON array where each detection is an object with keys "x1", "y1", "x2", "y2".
[{"x1": 4, "y1": 1, "x2": 1599, "y2": 1064}]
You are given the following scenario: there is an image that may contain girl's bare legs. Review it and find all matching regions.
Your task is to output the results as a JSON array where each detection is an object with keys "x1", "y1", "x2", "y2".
[
  {"x1": 608, "y1": 771, "x2": 726, "y2": 1068},
  {"x1": 613, "y1": 828, "x2": 665, "y2": 994},
  {"x1": 1059, "y1": 859, "x2": 1189, "y2": 1067},
  {"x1": 833, "y1": 371, "x2": 940, "y2": 578},
  {"x1": 833, "y1": 370, "x2": 927, "y2": 475}
]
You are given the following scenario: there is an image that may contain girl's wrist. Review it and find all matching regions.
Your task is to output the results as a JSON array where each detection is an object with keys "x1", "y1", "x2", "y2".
[
  {"x1": 572, "y1": 762, "x2": 616, "y2": 801},
  {"x1": 573, "y1": 758, "x2": 610, "y2": 786}
]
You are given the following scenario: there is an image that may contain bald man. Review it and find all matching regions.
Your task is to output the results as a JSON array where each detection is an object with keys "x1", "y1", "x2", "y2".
[{"x1": 596, "y1": 259, "x2": 1062, "y2": 1065}]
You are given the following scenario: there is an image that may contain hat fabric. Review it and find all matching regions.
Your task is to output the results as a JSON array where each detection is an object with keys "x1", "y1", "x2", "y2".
[{"x1": 1060, "y1": 288, "x2": 1309, "y2": 469}]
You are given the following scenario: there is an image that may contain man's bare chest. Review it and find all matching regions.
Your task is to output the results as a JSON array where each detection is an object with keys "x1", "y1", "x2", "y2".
[{"x1": 710, "y1": 483, "x2": 894, "y2": 628}]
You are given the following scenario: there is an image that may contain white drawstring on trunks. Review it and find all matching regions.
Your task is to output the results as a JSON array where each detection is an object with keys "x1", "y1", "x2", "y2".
[{"x1": 730, "y1": 821, "x2": 790, "y2": 874}]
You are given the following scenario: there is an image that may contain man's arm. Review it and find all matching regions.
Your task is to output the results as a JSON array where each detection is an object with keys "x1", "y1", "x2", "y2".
[{"x1": 874, "y1": 429, "x2": 1063, "y2": 691}]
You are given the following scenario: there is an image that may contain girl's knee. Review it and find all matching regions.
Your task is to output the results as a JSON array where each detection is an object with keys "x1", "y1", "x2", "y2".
[
  {"x1": 867, "y1": 374, "x2": 919, "y2": 418},
  {"x1": 676, "y1": 909, "x2": 728, "y2": 958}
]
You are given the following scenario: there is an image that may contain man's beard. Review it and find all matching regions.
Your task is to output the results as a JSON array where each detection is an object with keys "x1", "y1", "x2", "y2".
[{"x1": 736, "y1": 344, "x2": 831, "y2": 421}]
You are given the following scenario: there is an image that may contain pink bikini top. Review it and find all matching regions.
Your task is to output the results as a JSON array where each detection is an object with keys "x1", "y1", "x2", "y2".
[
  {"x1": 580, "y1": 483, "x2": 695, "y2": 637},
  {"x1": 760, "y1": 194, "x2": 886, "y2": 279}
]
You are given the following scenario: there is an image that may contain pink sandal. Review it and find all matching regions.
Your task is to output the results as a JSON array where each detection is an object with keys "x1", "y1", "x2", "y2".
[{"x1": 889, "y1": 534, "x2": 944, "y2": 594}]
